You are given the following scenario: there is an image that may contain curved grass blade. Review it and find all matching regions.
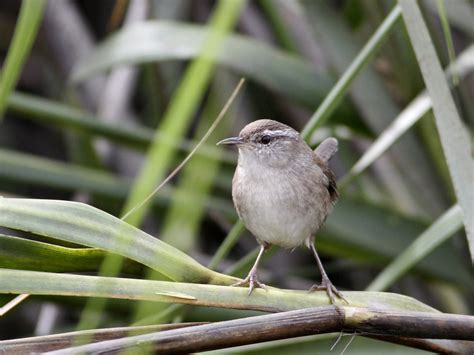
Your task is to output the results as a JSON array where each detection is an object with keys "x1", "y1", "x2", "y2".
[
  {"x1": 399, "y1": 0, "x2": 474, "y2": 259},
  {"x1": 0, "y1": 234, "x2": 143, "y2": 275},
  {"x1": 70, "y1": 21, "x2": 342, "y2": 112},
  {"x1": 0, "y1": 0, "x2": 46, "y2": 119},
  {"x1": 159, "y1": 76, "x2": 238, "y2": 252},
  {"x1": 0, "y1": 198, "x2": 237, "y2": 285},
  {"x1": 0, "y1": 269, "x2": 439, "y2": 313},
  {"x1": 121, "y1": 77, "x2": 244, "y2": 223}
]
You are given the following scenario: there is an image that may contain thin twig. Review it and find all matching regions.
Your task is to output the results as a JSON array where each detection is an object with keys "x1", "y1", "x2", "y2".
[
  {"x1": 0, "y1": 294, "x2": 29, "y2": 316},
  {"x1": 121, "y1": 78, "x2": 245, "y2": 221}
]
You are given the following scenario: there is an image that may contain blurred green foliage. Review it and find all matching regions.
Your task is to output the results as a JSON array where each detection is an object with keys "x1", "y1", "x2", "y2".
[{"x1": 0, "y1": 0, "x2": 472, "y2": 353}]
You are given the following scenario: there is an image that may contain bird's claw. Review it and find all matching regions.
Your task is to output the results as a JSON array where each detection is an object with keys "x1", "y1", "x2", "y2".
[
  {"x1": 310, "y1": 276, "x2": 349, "y2": 305},
  {"x1": 231, "y1": 269, "x2": 267, "y2": 296}
]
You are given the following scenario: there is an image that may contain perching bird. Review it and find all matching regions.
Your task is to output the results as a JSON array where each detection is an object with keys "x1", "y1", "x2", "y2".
[{"x1": 217, "y1": 119, "x2": 346, "y2": 304}]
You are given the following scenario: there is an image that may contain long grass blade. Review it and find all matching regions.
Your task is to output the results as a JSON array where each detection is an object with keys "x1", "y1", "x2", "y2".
[
  {"x1": 0, "y1": 198, "x2": 237, "y2": 285},
  {"x1": 300, "y1": 5, "x2": 402, "y2": 138},
  {"x1": 399, "y1": 0, "x2": 474, "y2": 259},
  {"x1": 0, "y1": 234, "x2": 143, "y2": 275},
  {"x1": 0, "y1": 269, "x2": 438, "y2": 313},
  {"x1": 0, "y1": 0, "x2": 46, "y2": 119}
]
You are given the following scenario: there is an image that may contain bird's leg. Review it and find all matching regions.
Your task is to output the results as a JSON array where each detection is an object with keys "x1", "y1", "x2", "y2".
[
  {"x1": 231, "y1": 244, "x2": 267, "y2": 295},
  {"x1": 309, "y1": 241, "x2": 348, "y2": 304}
]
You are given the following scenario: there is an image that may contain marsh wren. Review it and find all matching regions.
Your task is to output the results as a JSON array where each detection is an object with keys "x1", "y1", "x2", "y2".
[{"x1": 218, "y1": 119, "x2": 347, "y2": 304}]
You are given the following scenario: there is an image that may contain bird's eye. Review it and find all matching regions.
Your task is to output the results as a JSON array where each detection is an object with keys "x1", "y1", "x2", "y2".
[{"x1": 260, "y1": 135, "x2": 272, "y2": 145}]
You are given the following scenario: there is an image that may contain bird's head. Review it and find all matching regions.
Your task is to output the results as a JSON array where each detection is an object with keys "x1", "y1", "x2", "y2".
[{"x1": 217, "y1": 119, "x2": 310, "y2": 168}]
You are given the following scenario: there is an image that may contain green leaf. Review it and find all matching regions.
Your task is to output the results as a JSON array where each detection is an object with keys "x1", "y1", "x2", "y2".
[
  {"x1": 0, "y1": 234, "x2": 144, "y2": 275},
  {"x1": 367, "y1": 205, "x2": 463, "y2": 291},
  {"x1": 399, "y1": 0, "x2": 474, "y2": 259},
  {"x1": 0, "y1": 0, "x2": 46, "y2": 119},
  {"x1": 0, "y1": 268, "x2": 439, "y2": 313},
  {"x1": 0, "y1": 198, "x2": 236, "y2": 285}
]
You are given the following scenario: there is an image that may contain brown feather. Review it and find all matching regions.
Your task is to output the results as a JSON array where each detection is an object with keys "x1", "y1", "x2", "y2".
[{"x1": 313, "y1": 155, "x2": 338, "y2": 203}]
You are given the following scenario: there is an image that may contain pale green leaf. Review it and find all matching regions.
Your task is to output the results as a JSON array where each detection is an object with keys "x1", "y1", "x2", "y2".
[
  {"x1": 0, "y1": 234, "x2": 143, "y2": 275},
  {"x1": 399, "y1": 0, "x2": 474, "y2": 258},
  {"x1": 0, "y1": 268, "x2": 438, "y2": 313},
  {"x1": 0, "y1": 198, "x2": 236, "y2": 285}
]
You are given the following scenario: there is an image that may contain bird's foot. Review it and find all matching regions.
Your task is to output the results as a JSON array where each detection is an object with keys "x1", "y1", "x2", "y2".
[
  {"x1": 310, "y1": 275, "x2": 349, "y2": 305},
  {"x1": 231, "y1": 269, "x2": 267, "y2": 296}
]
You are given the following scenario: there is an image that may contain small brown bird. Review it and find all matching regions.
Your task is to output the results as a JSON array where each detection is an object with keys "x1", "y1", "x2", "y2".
[{"x1": 218, "y1": 119, "x2": 346, "y2": 304}]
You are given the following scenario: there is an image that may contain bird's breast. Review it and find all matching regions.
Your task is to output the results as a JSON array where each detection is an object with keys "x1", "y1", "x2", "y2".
[{"x1": 232, "y1": 165, "x2": 330, "y2": 249}]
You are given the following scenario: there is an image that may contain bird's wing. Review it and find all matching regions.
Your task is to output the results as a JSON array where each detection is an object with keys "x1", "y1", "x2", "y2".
[{"x1": 313, "y1": 138, "x2": 339, "y2": 203}]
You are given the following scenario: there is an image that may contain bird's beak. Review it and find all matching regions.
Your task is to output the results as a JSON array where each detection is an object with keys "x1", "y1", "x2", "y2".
[{"x1": 216, "y1": 136, "x2": 243, "y2": 146}]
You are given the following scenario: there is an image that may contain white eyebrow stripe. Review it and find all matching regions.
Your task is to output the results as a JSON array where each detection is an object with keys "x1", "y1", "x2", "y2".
[{"x1": 262, "y1": 129, "x2": 298, "y2": 138}]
